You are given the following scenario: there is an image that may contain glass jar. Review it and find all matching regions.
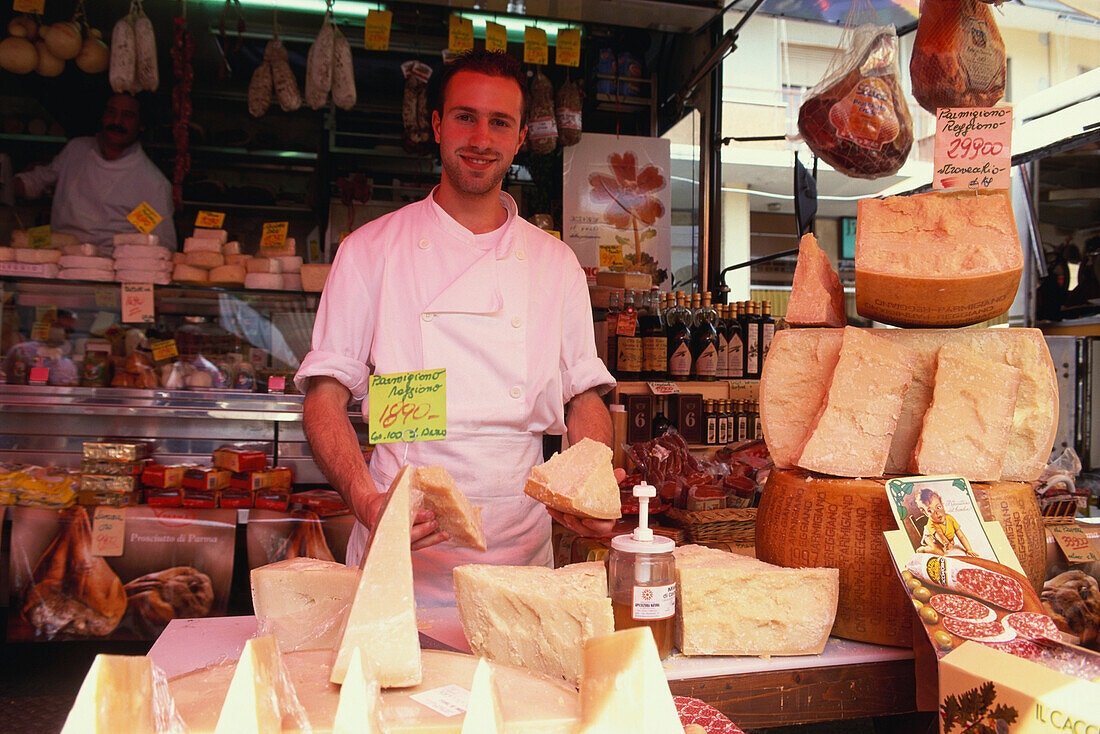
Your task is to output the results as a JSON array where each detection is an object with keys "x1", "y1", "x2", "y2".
[{"x1": 607, "y1": 534, "x2": 677, "y2": 659}]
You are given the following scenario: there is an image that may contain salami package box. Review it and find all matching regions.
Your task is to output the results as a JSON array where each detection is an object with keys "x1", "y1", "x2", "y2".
[
  {"x1": 81, "y1": 459, "x2": 145, "y2": 477},
  {"x1": 77, "y1": 490, "x2": 142, "y2": 507},
  {"x1": 230, "y1": 467, "x2": 293, "y2": 491},
  {"x1": 82, "y1": 441, "x2": 148, "y2": 462},
  {"x1": 141, "y1": 464, "x2": 186, "y2": 489},
  {"x1": 289, "y1": 489, "x2": 349, "y2": 516},
  {"x1": 254, "y1": 488, "x2": 290, "y2": 512},
  {"x1": 146, "y1": 487, "x2": 182, "y2": 507},
  {"x1": 220, "y1": 487, "x2": 255, "y2": 508},
  {"x1": 80, "y1": 474, "x2": 139, "y2": 493},
  {"x1": 180, "y1": 486, "x2": 219, "y2": 509},
  {"x1": 182, "y1": 468, "x2": 230, "y2": 492},
  {"x1": 212, "y1": 448, "x2": 268, "y2": 473}
]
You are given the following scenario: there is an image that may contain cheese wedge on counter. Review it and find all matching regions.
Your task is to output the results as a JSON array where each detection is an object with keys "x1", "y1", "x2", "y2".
[
  {"x1": 673, "y1": 544, "x2": 839, "y2": 656},
  {"x1": 461, "y1": 659, "x2": 504, "y2": 734},
  {"x1": 331, "y1": 466, "x2": 420, "y2": 687},
  {"x1": 252, "y1": 557, "x2": 360, "y2": 652},
  {"x1": 577, "y1": 628, "x2": 682, "y2": 734},
  {"x1": 795, "y1": 327, "x2": 916, "y2": 478},
  {"x1": 214, "y1": 635, "x2": 284, "y2": 734},
  {"x1": 524, "y1": 437, "x2": 621, "y2": 519},
  {"x1": 61, "y1": 655, "x2": 155, "y2": 734},
  {"x1": 301, "y1": 263, "x2": 331, "y2": 292},
  {"x1": 855, "y1": 190, "x2": 1022, "y2": 327},
  {"x1": 785, "y1": 232, "x2": 846, "y2": 327},
  {"x1": 222, "y1": 240, "x2": 241, "y2": 255},
  {"x1": 912, "y1": 343, "x2": 1022, "y2": 481},
  {"x1": 453, "y1": 561, "x2": 614, "y2": 685},
  {"x1": 333, "y1": 649, "x2": 384, "y2": 734},
  {"x1": 413, "y1": 466, "x2": 486, "y2": 552}
]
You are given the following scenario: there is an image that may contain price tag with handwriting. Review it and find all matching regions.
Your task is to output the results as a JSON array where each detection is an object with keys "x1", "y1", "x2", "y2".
[
  {"x1": 13, "y1": 0, "x2": 45, "y2": 14},
  {"x1": 934, "y1": 107, "x2": 1012, "y2": 190},
  {"x1": 524, "y1": 27, "x2": 548, "y2": 65},
  {"x1": 1051, "y1": 525, "x2": 1099, "y2": 563},
  {"x1": 28, "y1": 224, "x2": 51, "y2": 249},
  {"x1": 151, "y1": 339, "x2": 179, "y2": 362},
  {"x1": 555, "y1": 28, "x2": 581, "y2": 67},
  {"x1": 449, "y1": 15, "x2": 474, "y2": 53},
  {"x1": 368, "y1": 369, "x2": 447, "y2": 444},
  {"x1": 195, "y1": 211, "x2": 226, "y2": 228},
  {"x1": 599, "y1": 244, "x2": 624, "y2": 268},
  {"x1": 121, "y1": 283, "x2": 155, "y2": 323},
  {"x1": 31, "y1": 321, "x2": 50, "y2": 341},
  {"x1": 485, "y1": 21, "x2": 507, "y2": 52},
  {"x1": 127, "y1": 202, "x2": 163, "y2": 234},
  {"x1": 647, "y1": 381, "x2": 680, "y2": 395},
  {"x1": 260, "y1": 221, "x2": 289, "y2": 250},
  {"x1": 92, "y1": 507, "x2": 126, "y2": 557},
  {"x1": 364, "y1": 10, "x2": 392, "y2": 51}
]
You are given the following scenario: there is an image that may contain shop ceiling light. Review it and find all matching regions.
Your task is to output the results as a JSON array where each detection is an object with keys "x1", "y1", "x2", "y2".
[{"x1": 194, "y1": 0, "x2": 386, "y2": 18}]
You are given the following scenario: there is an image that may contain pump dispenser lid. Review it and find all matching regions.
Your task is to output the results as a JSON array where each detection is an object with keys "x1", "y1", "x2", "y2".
[{"x1": 611, "y1": 481, "x2": 675, "y2": 554}]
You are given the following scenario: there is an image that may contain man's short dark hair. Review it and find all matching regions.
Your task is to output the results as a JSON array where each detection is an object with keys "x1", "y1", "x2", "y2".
[{"x1": 430, "y1": 50, "x2": 529, "y2": 126}]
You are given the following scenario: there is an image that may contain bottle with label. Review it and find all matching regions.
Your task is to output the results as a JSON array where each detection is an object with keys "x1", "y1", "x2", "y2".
[
  {"x1": 751, "y1": 400, "x2": 762, "y2": 439},
  {"x1": 616, "y1": 290, "x2": 643, "y2": 380},
  {"x1": 608, "y1": 482, "x2": 676, "y2": 660},
  {"x1": 744, "y1": 301, "x2": 762, "y2": 379},
  {"x1": 652, "y1": 411, "x2": 672, "y2": 438},
  {"x1": 690, "y1": 293, "x2": 718, "y2": 381},
  {"x1": 724, "y1": 400, "x2": 735, "y2": 444},
  {"x1": 760, "y1": 301, "x2": 776, "y2": 368},
  {"x1": 715, "y1": 304, "x2": 729, "y2": 380},
  {"x1": 606, "y1": 290, "x2": 621, "y2": 376},
  {"x1": 727, "y1": 302, "x2": 744, "y2": 379},
  {"x1": 704, "y1": 400, "x2": 716, "y2": 445},
  {"x1": 641, "y1": 290, "x2": 667, "y2": 381},
  {"x1": 716, "y1": 399, "x2": 728, "y2": 445},
  {"x1": 736, "y1": 399, "x2": 749, "y2": 442},
  {"x1": 666, "y1": 292, "x2": 692, "y2": 381}
]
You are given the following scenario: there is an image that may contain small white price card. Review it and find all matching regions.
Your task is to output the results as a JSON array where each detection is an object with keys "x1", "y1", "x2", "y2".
[
  {"x1": 1051, "y1": 525, "x2": 1100, "y2": 564},
  {"x1": 121, "y1": 283, "x2": 155, "y2": 323},
  {"x1": 647, "y1": 381, "x2": 680, "y2": 395},
  {"x1": 933, "y1": 107, "x2": 1012, "y2": 190},
  {"x1": 92, "y1": 507, "x2": 126, "y2": 557},
  {"x1": 410, "y1": 685, "x2": 469, "y2": 717}
]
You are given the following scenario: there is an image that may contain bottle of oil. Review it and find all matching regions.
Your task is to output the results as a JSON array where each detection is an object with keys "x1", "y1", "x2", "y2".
[
  {"x1": 666, "y1": 292, "x2": 692, "y2": 381},
  {"x1": 608, "y1": 482, "x2": 676, "y2": 660},
  {"x1": 606, "y1": 290, "x2": 621, "y2": 376},
  {"x1": 728, "y1": 302, "x2": 744, "y2": 379},
  {"x1": 616, "y1": 290, "x2": 643, "y2": 380}
]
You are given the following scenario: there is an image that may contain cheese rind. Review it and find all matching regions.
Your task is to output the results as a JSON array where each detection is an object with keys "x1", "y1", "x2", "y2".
[
  {"x1": 913, "y1": 342, "x2": 1023, "y2": 481},
  {"x1": 213, "y1": 635, "x2": 283, "y2": 734},
  {"x1": 461, "y1": 659, "x2": 503, "y2": 734},
  {"x1": 524, "y1": 437, "x2": 621, "y2": 519},
  {"x1": 301, "y1": 263, "x2": 331, "y2": 292},
  {"x1": 786, "y1": 233, "x2": 846, "y2": 327},
  {"x1": 673, "y1": 544, "x2": 839, "y2": 656},
  {"x1": 795, "y1": 327, "x2": 916, "y2": 478},
  {"x1": 332, "y1": 649, "x2": 384, "y2": 734},
  {"x1": 331, "y1": 467, "x2": 421, "y2": 687},
  {"x1": 413, "y1": 466, "x2": 487, "y2": 552},
  {"x1": 61, "y1": 243, "x2": 100, "y2": 256},
  {"x1": 113, "y1": 233, "x2": 160, "y2": 247},
  {"x1": 251, "y1": 557, "x2": 360, "y2": 652},
  {"x1": 192, "y1": 228, "x2": 228, "y2": 242},
  {"x1": 577, "y1": 628, "x2": 682, "y2": 734},
  {"x1": 61, "y1": 655, "x2": 155, "y2": 734},
  {"x1": 453, "y1": 561, "x2": 614, "y2": 685},
  {"x1": 59, "y1": 255, "x2": 116, "y2": 271}
]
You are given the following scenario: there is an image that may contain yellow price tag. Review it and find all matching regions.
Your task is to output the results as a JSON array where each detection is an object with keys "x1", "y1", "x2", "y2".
[
  {"x1": 13, "y1": 0, "x2": 45, "y2": 13},
  {"x1": 599, "y1": 244, "x2": 624, "y2": 268},
  {"x1": 260, "y1": 221, "x2": 289, "y2": 250},
  {"x1": 195, "y1": 211, "x2": 226, "y2": 228},
  {"x1": 485, "y1": 21, "x2": 508, "y2": 52},
  {"x1": 555, "y1": 28, "x2": 581, "y2": 67},
  {"x1": 368, "y1": 369, "x2": 447, "y2": 444},
  {"x1": 449, "y1": 15, "x2": 474, "y2": 53},
  {"x1": 121, "y1": 283, "x2": 155, "y2": 324},
  {"x1": 364, "y1": 10, "x2": 392, "y2": 51},
  {"x1": 31, "y1": 321, "x2": 50, "y2": 341},
  {"x1": 27, "y1": 224, "x2": 51, "y2": 249},
  {"x1": 127, "y1": 202, "x2": 163, "y2": 234},
  {"x1": 151, "y1": 339, "x2": 179, "y2": 362},
  {"x1": 91, "y1": 507, "x2": 126, "y2": 557},
  {"x1": 524, "y1": 27, "x2": 548, "y2": 66}
]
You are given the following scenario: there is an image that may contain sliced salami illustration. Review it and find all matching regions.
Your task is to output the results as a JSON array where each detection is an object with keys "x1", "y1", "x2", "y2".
[
  {"x1": 986, "y1": 639, "x2": 1044, "y2": 660},
  {"x1": 929, "y1": 594, "x2": 996, "y2": 623},
  {"x1": 942, "y1": 615, "x2": 1017, "y2": 643},
  {"x1": 954, "y1": 566, "x2": 1025, "y2": 611},
  {"x1": 1003, "y1": 612, "x2": 1061, "y2": 642}
]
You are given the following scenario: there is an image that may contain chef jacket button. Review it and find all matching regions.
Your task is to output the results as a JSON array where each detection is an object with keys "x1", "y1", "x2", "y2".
[
  {"x1": 509, "y1": 386, "x2": 522, "y2": 399},
  {"x1": 515, "y1": 250, "x2": 526, "y2": 260},
  {"x1": 511, "y1": 316, "x2": 522, "y2": 328},
  {"x1": 418, "y1": 238, "x2": 430, "y2": 250},
  {"x1": 422, "y1": 313, "x2": 435, "y2": 322}
]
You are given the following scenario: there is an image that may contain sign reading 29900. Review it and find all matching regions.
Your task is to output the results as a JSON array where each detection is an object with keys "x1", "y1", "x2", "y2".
[{"x1": 368, "y1": 369, "x2": 447, "y2": 444}]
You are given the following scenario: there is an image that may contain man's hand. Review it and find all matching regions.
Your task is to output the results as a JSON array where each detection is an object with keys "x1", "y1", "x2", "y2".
[
  {"x1": 547, "y1": 509, "x2": 617, "y2": 538},
  {"x1": 360, "y1": 491, "x2": 448, "y2": 550}
]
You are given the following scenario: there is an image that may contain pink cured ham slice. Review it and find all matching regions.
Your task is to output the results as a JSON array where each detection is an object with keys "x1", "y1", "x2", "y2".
[{"x1": 929, "y1": 594, "x2": 996, "y2": 623}]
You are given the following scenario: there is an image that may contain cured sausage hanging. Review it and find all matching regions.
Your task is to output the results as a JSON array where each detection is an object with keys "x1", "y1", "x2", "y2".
[
  {"x1": 109, "y1": 0, "x2": 158, "y2": 93},
  {"x1": 909, "y1": 0, "x2": 1006, "y2": 114}
]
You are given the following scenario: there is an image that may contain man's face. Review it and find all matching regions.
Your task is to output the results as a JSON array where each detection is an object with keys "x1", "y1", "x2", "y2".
[
  {"x1": 432, "y1": 71, "x2": 526, "y2": 198},
  {"x1": 100, "y1": 95, "x2": 142, "y2": 149}
]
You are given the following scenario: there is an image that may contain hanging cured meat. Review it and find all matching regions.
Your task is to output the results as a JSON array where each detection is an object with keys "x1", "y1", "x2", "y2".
[
  {"x1": 272, "y1": 510, "x2": 336, "y2": 562},
  {"x1": 797, "y1": 27, "x2": 913, "y2": 179},
  {"x1": 910, "y1": 0, "x2": 1006, "y2": 114},
  {"x1": 124, "y1": 566, "x2": 214, "y2": 626}
]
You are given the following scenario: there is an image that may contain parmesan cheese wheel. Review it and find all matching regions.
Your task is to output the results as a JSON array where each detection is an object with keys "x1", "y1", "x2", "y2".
[
  {"x1": 183, "y1": 251, "x2": 225, "y2": 270},
  {"x1": 855, "y1": 190, "x2": 1023, "y2": 327},
  {"x1": 15, "y1": 248, "x2": 62, "y2": 264},
  {"x1": 113, "y1": 233, "x2": 161, "y2": 247},
  {"x1": 59, "y1": 255, "x2": 114, "y2": 271},
  {"x1": 244, "y1": 273, "x2": 284, "y2": 290},
  {"x1": 61, "y1": 243, "x2": 100, "y2": 257},
  {"x1": 172, "y1": 252, "x2": 186, "y2": 265},
  {"x1": 0, "y1": 247, "x2": 16, "y2": 262},
  {"x1": 246, "y1": 257, "x2": 282, "y2": 274},
  {"x1": 58, "y1": 268, "x2": 116, "y2": 281},
  {"x1": 300, "y1": 264, "x2": 331, "y2": 292},
  {"x1": 273, "y1": 256, "x2": 302, "y2": 274},
  {"x1": 117, "y1": 270, "x2": 170, "y2": 284},
  {"x1": 281, "y1": 273, "x2": 302, "y2": 291},
  {"x1": 183, "y1": 237, "x2": 222, "y2": 253},
  {"x1": 225, "y1": 254, "x2": 248, "y2": 266},
  {"x1": 208, "y1": 265, "x2": 246, "y2": 284},
  {"x1": 173, "y1": 264, "x2": 208, "y2": 282},
  {"x1": 113, "y1": 243, "x2": 170, "y2": 261}
]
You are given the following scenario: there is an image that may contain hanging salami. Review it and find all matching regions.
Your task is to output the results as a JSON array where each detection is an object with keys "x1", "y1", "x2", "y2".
[
  {"x1": 401, "y1": 60, "x2": 432, "y2": 154},
  {"x1": 910, "y1": 0, "x2": 1006, "y2": 114},
  {"x1": 556, "y1": 80, "x2": 583, "y2": 147},
  {"x1": 527, "y1": 71, "x2": 558, "y2": 155},
  {"x1": 797, "y1": 26, "x2": 913, "y2": 179}
]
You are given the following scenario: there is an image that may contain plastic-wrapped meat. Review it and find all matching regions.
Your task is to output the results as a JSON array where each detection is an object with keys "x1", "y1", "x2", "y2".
[{"x1": 910, "y1": 0, "x2": 1006, "y2": 114}]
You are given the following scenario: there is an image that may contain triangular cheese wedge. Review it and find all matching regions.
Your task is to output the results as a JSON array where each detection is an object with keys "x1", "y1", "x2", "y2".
[
  {"x1": 414, "y1": 466, "x2": 487, "y2": 552},
  {"x1": 577, "y1": 627, "x2": 682, "y2": 734},
  {"x1": 331, "y1": 466, "x2": 422, "y2": 686},
  {"x1": 333, "y1": 648, "x2": 384, "y2": 734},
  {"x1": 61, "y1": 655, "x2": 155, "y2": 734},
  {"x1": 786, "y1": 232, "x2": 846, "y2": 328},
  {"x1": 214, "y1": 635, "x2": 283, "y2": 734},
  {"x1": 523, "y1": 438, "x2": 621, "y2": 519},
  {"x1": 460, "y1": 658, "x2": 504, "y2": 734}
]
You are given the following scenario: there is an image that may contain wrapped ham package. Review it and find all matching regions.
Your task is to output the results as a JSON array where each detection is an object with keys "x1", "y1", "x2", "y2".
[
  {"x1": 910, "y1": 0, "x2": 1006, "y2": 114},
  {"x1": 797, "y1": 25, "x2": 913, "y2": 179}
]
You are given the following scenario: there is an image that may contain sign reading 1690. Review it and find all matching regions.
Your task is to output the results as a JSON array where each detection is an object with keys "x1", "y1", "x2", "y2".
[{"x1": 368, "y1": 369, "x2": 447, "y2": 444}]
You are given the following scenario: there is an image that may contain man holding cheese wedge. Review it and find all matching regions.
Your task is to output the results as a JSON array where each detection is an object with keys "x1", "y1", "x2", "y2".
[{"x1": 296, "y1": 50, "x2": 617, "y2": 606}]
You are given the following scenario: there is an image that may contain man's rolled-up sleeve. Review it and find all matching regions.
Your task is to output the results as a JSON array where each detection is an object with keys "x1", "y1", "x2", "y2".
[
  {"x1": 294, "y1": 242, "x2": 375, "y2": 400},
  {"x1": 559, "y1": 261, "x2": 615, "y2": 404}
]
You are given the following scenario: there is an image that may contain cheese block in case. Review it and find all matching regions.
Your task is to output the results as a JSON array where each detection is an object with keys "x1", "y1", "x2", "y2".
[
  {"x1": 413, "y1": 466, "x2": 486, "y2": 552},
  {"x1": 59, "y1": 255, "x2": 113, "y2": 270},
  {"x1": 119, "y1": 257, "x2": 173, "y2": 272},
  {"x1": 244, "y1": 273, "x2": 284, "y2": 290},
  {"x1": 114, "y1": 244, "x2": 170, "y2": 261},
  {"x1": 786, "y1": 232, "x2": 846, "y2": 327},
  {"x1": 225, "y1": 254, "x2": 248, "y2": 266},
  {"x1": 192, "y1": 228, "x2": 228, "y2": 244},
  {"x1": 251, "y1": 557, "x2": 360, "y2": 652},
  {"x1": 59, "y1": 268, "x2": 116, "y2": 281},
  {"x1": 274, "y1": 255, "x2": 303, "y2": 273},
  {"x1": 673, "y1": 543, "x2": 838, "y2": 655},
  {"x1": 0, "y1": 247, "x2": 13, "y2": 262},
  {"x1": 113, "y1": 233, "x2": 160, "y2": 247},
  {"x1": 524, "y1": 437, "x2": 621, "y2": 519},
  {"x1": 453, "y1": 561, "x2": 614, "y2": 685},
  {"x1": 173, "y1": 264, "x2": 208, "y2": 282},
  {"x1": 282, "y1": 273, "x2": 302, "y2": 290},
  {"x1": 51, "y1": 232, "x2": 80, "y2": 248},
  {"x1": 208, "y1": 265, "x2": 246, "y2": 284},
  {"x1": 246, "y1": 257, "x2": 282, "y2": 274},
  {"x1": 60, "y1": 655, "x2": 155, "y2": 734},
  {"x1": 183, "y1": 237, "x2": 222, "y2": 253},
  {"x1": 61, "y1": 243, "x2": 99, "y2": 257},
  {"x1": 16, "y1": 248, "x2": 62, "y2": 264},
  {"x1": 221, "y1": 240, "x2": 241, "y2": 255},
  {"x1": 184, "y1": 251, "x2": 225, "y2": 270},
  {"x1": 855, "y1": 190, "x2": 1023, "y2": 327},
  {"x1": 116, "y1": 271, "x2": 170, "y2": 285},
  {"x1": 301, "y1": 264, "x2": 331, "y2": 292}
]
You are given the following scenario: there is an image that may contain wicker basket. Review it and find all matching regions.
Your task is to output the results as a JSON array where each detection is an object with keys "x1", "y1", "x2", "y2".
[{"x1": 662, "y1": 507, "x2": 757, "y2": 544}]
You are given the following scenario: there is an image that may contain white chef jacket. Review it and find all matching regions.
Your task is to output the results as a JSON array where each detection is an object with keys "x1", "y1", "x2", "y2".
[
  {"x1": 16, "y1": 137, "x2": 177, "y2": 255},
  {"x1": 294, "y1": 189, "x2": 614, "y2": 606}
]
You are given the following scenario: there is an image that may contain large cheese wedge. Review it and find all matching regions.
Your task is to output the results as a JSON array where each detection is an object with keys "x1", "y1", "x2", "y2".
[
  {"x1": 301, "y1": 263, "x2": 331, "y2": 292},
  {"x1": 208, "y1": 264, "x2": 247, "y2": 284},
  {"x1": 333, "y1": 648, "x2": 384, "y2": 734},
  {"x1": 114, "y1": 244, "x2": 170, "y2": 261},
  {"x1": 453, "y1": 561, "x2": 614, "y2": 685},
  {"x1": 213, "y1": 635, "x2": 285, "y2": 734},
  {"x1": 413, "y1": 466, "x2": 486, "y2": 552},
  {"x1": 184, "y1": 251, "x2": 225, "y2": 269},
  {"x1": 331, "y1": 466, "x2": 420, "y2": 687},
  {"x1": 795, "y1": 327, "x2": 916, "y2": 478},
  {"x1": 251, "y1": 557, "x2": 360, "y2": 652},
  {"x1": 113, "y1": 233, "x2": 160, "y2": 247},
  {"x1": 15, "y1": 247, "x2": 62, "y2": 264},
  {"x1": 524, "y1": 437, "x2": 621, "y2": 519},
  {"x1": 760, "y1": 328, "x2": 1057, "y2": 481},
  {"x1": 461, "y1": 658, "x2": 503, "y2": 734},
  {"x1": 183, "y1": 236, "x2": 222, "y2": 253},
  {"x1": 855, "y1": 190, "x2": 1022, "y2": 327},
  {"x1": 673, "y1": 544, "x2": 838, "y2": 655},
  {"x1": 61, "y1": 655, "x2": 155, "y2": 733},
  {"x1": 577, "y1": 628, "x2": 682, "y2": 734},
  {"x1": 786, "y1": 233, "x2": 846, "y2": 327},
  {"x1": 225, "y1": 254, "x2": 249, "y2": 266},
  {"x1": 912, "y1": 343, "x2": 1022, "y2": 481}
]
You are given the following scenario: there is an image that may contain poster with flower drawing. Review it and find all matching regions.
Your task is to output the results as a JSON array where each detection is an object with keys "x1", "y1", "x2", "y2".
[{"x1": 562, "y1": 133, "x2": 671, "y2": 286}]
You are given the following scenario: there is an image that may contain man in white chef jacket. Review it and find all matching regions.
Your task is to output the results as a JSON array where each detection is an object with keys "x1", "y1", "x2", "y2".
[
  {"x1": 14, "y1": 93, "x2": 177, "y2": 255},
  {"x1": 295, "y1": 51, "x2": 616, "y2": 607}
]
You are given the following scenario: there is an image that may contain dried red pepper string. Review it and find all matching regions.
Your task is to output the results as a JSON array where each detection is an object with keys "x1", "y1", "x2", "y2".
[{"x1": 171, "y1": 10, "x2": 194, "y2": 212}]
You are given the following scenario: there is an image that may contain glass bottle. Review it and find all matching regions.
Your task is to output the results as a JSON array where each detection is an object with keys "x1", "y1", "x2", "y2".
[
  {"x1": 715, "y1": 304, "x2": 730, "y2": 380},
  {"x1": 728, "y1": 302, "x2": 744, "y2": 380},
  {"x1": 704, "y1": 400, "x2": 716, "y2": 446},
  {"x1": 606, "y1": 290, "x2": 621, "y2": 376},
  {"x1": 641, "y1": 290, "x2": 667, "y2": 381},
  {"x1": 666, "y1": 292, "x2": 692, "y2": 381},
  {"x1": 744, "y1": 301, "x2": 762, "y2": 379},
  {"x1": 751, "y1": 400, "x2": 763, "y2": 440},
  {"x1": 716, "y1": 399, "x2": 729, "y2": 445},
  {"x1": 736, "y1": 399, "x2": 749, "y2": 442},
  {"x1": 760, "y1": 300, "x2": 776, "y2": 368},
  {"x1": 690, "y1": 293, "x2": 718, "y2": 381},
  {"x1": 616, "y1": 290, "x2": 643, "y2": 380}
]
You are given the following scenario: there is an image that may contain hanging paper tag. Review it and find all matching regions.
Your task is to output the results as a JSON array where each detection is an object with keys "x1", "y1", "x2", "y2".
[
  {"x1": 260, "y1": 221, "x2": 289, "y2": 250},
  {"x1": 195, "y1": 211, "x2": 226, "y2": 228},
  {"x1": 121, "y1": 283, "x2": 155, "y2": 324},
  {"x1": 27, "y1": 224, "x2": 51, "y2": 249},
  {"x1": 555, "y1": 28, "x2": 581, "y2": 67},
  {"x1": 364, "y1": 10, "x2": 392, "y2": 51},
  {"x1": 1051, "y1": 525, "x2": 1100, "y2": 563},
  {"x1": 524, "y1": 27, "x2": 548, "y2": 65},
  {"x1": 151, "y1": 339, "x2": 179, "y2": 363},
  {"x1": 599, "y1": 244, "x2": 624, "y2": 268},
  {"x1": 127, "y1": 202, "x2": 163, "y2": 234},
  {"x1": 485, "y1": 21, "x2": 507, "y2": 53},
  {"x1": 13, "y1": 0, "x2": 45, "y2": 14},
  {"x1": 449, "y1": 15, "x2": 474, "y2": 53},
  {"x1": 91, "y1": 507, "x2": 127, "y2": 557},
  {"x1": 368, "y1": 369, "x2": 447, "y2": 444},
  {"x1": 933, "y1": 107, "x2": 1012, "y2": 190}
]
